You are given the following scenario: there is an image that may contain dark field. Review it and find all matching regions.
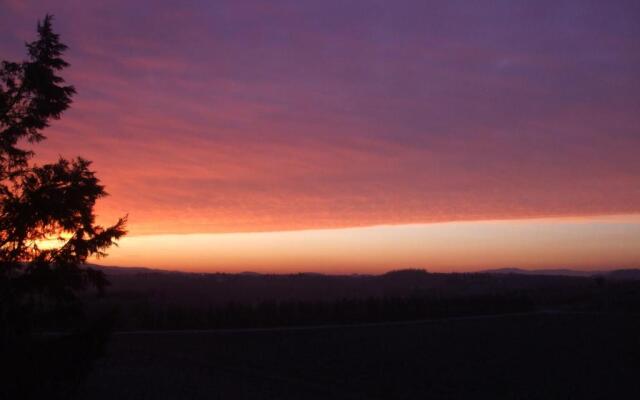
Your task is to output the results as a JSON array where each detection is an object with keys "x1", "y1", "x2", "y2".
[{"x1": 80, "y1": 312, "x2": 640, "y2": 400}]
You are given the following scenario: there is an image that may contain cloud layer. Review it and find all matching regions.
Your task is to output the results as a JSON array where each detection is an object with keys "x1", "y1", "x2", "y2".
[{"x1": 1, "y1": 0, "x2": 639, "y2": 235}]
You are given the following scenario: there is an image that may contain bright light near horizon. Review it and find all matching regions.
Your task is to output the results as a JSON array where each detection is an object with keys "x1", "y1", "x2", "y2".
[
  {"x1": 92, "y1": 214, "x2": 640, "y2": 274},
  {"x1": 31, "y1": 232, "x2": 74, "y2": 251}
]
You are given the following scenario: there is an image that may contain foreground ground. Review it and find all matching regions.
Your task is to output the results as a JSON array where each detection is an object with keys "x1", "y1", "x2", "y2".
[{"x1": 80, "y1": 312, "x2": 639, "y2": 399}]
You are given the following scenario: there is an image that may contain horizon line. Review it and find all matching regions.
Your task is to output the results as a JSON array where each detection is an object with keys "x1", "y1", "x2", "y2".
[{"x1": 92, "y1": 264, "x2": 640, "y2": 276}]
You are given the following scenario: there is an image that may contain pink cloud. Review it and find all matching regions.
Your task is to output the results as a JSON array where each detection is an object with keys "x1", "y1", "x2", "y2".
[{"x1": 2, "y1": 0, "x2": 639, "y2": 236}]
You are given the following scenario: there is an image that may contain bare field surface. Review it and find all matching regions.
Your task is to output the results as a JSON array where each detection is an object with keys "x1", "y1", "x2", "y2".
[{"x1": 80, "y1": 313, "x2": 640, "y2": 400}]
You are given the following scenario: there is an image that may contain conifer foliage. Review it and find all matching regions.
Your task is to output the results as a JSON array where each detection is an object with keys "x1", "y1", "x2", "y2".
[{"x1": 1, "y1": 15, "x2": 126, "y2": 338}]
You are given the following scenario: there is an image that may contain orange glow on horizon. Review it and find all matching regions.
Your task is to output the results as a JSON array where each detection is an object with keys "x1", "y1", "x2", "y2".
[{"x1": 93, "y1": 215, "x2": 640, "y2": 274}]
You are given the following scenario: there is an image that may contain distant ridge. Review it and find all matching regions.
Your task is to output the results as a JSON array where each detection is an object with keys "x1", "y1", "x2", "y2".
[
  {"x1": 87, "y1": 264, "x2": 172, "y2": 275},
  {"x1": 605, "y1": 269, "x2": 640, "y2": 280},
  {"x1": 479, "y1": 268, "x2": 640, "y2": 279},
  {"x1": 480, "y1": 268, "x2": 602, "y2": 277},
  {"x1": 90, "y1": 265, "x2": 640, "y2": 280}
]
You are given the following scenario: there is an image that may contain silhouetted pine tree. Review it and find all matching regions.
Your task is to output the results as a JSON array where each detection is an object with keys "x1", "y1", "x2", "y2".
[{"x1": 1, "y1": 14, "x2": 126, "y2": 343}]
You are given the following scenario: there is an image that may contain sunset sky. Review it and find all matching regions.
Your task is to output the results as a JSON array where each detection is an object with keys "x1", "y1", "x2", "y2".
[{"x1": 1, "y1": 0, "x2": 639, "y2": 272}]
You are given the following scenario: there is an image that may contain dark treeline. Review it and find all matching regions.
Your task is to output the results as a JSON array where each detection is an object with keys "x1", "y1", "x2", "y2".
[
  {"x1": 98, "y1": 267, "x2": 636, "y2": 305},
  {"x1": 76, "y1": 269, "x2": 640, "y2": 331},
  {"x1": 105, "y1": 293, "x2": 535, "y2": 330}
]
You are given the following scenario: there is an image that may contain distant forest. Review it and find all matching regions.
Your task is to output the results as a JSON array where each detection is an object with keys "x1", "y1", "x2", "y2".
[{"x1": 64, "y1": 268, "x2": 640, "y2": 331}]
